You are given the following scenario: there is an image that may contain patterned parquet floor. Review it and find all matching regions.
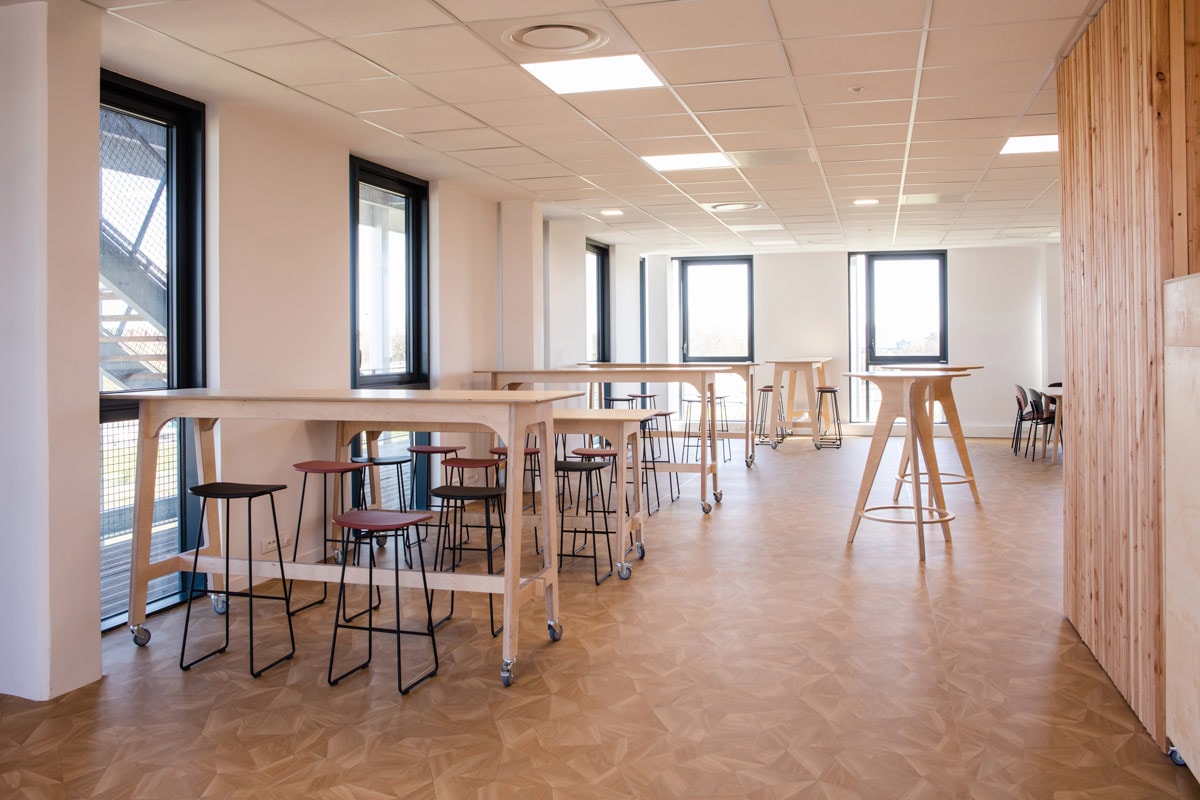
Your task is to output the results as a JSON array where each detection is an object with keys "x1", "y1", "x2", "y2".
[{"x1": 4, "y1": 436, "x2": 1200, "y2": 799}]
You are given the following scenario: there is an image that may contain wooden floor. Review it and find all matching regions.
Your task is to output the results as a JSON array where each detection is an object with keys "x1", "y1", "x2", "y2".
[{"x1": 3, "y1": 436, "x2": 1199, "y2": 799}]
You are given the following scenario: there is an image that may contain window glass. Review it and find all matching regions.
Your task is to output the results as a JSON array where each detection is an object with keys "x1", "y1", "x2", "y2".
[{"x1": 681, "y1": 258, "x2": 753, "y2": 361}]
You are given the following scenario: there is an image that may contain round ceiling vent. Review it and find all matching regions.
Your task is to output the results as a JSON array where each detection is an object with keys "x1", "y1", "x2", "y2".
[
  {"x1": 710, "y1": 202, "x2": 761, "y2": 212},
  {"x1": 504, "y1": 23, "x2": 609, "y2": 54}
]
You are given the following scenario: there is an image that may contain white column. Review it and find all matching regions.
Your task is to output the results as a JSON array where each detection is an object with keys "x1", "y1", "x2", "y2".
[
  {"x1": 0, "y1": 0, "x2": 103, "y2": 700},
  {"x1": 499, "y1": 200, "x2": 544, "y2": 369}
]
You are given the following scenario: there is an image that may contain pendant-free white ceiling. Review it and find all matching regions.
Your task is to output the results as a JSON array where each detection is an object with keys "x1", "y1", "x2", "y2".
[{"x1": 94, "y1": 0, "x2": 1106, "y2": 254}]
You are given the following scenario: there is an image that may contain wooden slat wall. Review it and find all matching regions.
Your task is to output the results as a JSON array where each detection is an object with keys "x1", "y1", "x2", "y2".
[{"x1": 1057, "y1": 0, "x2": 1197, "y2": 749}]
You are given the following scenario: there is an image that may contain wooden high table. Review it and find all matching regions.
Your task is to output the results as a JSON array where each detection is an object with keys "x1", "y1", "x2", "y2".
[
  {"x1": 483, "y1": 367, "x2": 728, "y2": 513},
  {"x1": 765, "y1": 358, "x2": 833, "y2": 448},
  {"x1": 1043, "y1": 387, "x2": 1064, "y2": 464},
  {"x1": 553, "y1": 408, "x2": 654, "y2": 579},
  {"x1": 578, "y1": 361, "x2": 760, "y2": 467},
  {"x1": 114, "y1": 387, "x2": 582, "y2": 688},
  {"x1": 846, "y1": 371, "x2": 969, "y2": 561},
  {"x1": 887, "y1": 364, "x2": 983, "y2": 505}
]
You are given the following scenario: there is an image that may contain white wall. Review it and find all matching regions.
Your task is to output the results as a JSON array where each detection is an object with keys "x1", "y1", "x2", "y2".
[
  {"x1": 544, "y1": 218, "x2": 588, "y2": 370},
  {"x1": 499, "y1": 200, "x2": 543, "y2": 370},
  {"x1": 0, "y1": 0, "x2": 102, "y2": 700},
  {"x1": 207, "y1": 102, "x2": 351, "y2": 564}
]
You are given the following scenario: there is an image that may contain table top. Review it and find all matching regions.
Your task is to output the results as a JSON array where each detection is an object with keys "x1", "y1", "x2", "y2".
[
  {"x1": 108, "y1": 387, "x2": 583, "y2": 405},
  {"x1": 555, "y1": 408, "x2": 657, "y2": 424},
  {"x1": 846, "y1": 370, "x2": 971, "y2": 382},
  {"x1": 578, "y1": 361, "x2": 759, "y2": 368},
  {"x1": 887, "y1": 364, "x2": 985, "y2": 372},
  {"x1": 771, "y1": 357, "x2": 832, "y2": 365},
  {"x1": 1042, "y1": 387, "x2": 1064, "y2": 399}
]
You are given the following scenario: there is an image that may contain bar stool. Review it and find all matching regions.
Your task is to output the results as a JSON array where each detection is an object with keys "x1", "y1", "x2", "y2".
[
  {"x1": 288, "y1": 460, "x2": 366, "y2": 616},
  {"x1": 431, "y1": 481, "x2": 506, "y2": 637},
  {"x1": 815, "y1": 386, "x2": 843, "y2": 449},
  {"x1": 489, "y1": 435, "x2": 542, "y2": 513},
  {"x1": 180, "y1": 481, "x2": 295, "y2": 677},
  {"x1": 351, "y1": 454, "x2": 410, "y2": 511},
  {"x1": 754, "y1": 385, "x2": 774, "y2": 443},
  {"x1": 652, "y1": 410, "x2": 680, "y2": 501},
  {"x1": 554, "y1": 459, "x2": 613, "y2": 585},
  {"x1": 407, "y1": 443, "x2": 464, "y2": 510},
  {"x1": 327, "y1": 509, "x2": 437, "y2": 694}
]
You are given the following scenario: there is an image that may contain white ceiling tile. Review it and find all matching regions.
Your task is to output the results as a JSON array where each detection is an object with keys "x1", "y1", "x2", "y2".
[
  {"x1": 748, "y1": 176, "x2": 825, "y2": 191},
  {"x1": 339, "y1": 25, "x2": 508, "y2": 74},
  {"x1": 514, "y1": 175, "x2": 595, "y2": 190},
  {"x1": 299, "y1": 77, "x2": 441, "y2": 113},
  {"x1": 610, "y1": 184, "x2": 688, "y2": 197},
  {"x1": 435, "y1": 0, "x2": 602, "y2": 22},
  {"x1": 671, "y1": 179, "x2": 753, "y2": 194},
  {"x1": 568, "y1": 157, "x2": 657, "y2": 175},
  {"x1": 794, "y1": 70, "x2": 916, "y2": 106},
  {"x1": 904, "y1": 169, "x2": 987, "y2": 184},
  {"x1": 805, "y1": 99, "x2": 912, "y2": 128},
  {"x1": 260, "y1": 0, "x2": 453, "y2": 37},
  {"x1": 907, "y1": 155, "x2": 994, "y2": 171},
  {"x1": 925, "y1": 20, "x2": 1079, "y2": 67},
  {"x1": 498, "y1": 120, "x2": 609, "y2": 145},
  {"x1": 1028, "y1": 89, "x2": 1057, "y2": 115},
  {"x1": 931, "y1": 0, "x2": 1095, "y2": 27},
  {"x1": 587, "y1": 172, "x2": 674, "y2": 188},
  {"x1": 817, "y1": 143, "x2": 908, "y2": 161},
  {"x1": 715, "y1": 131, "x2": 812, "y2": 151},
  {"x1": 619, "y1": 136, "x2": 710, "y2": 155},
  {"x1": 907, "y1": 139, "x2": 1006, "y2": 157},
  {"x1": 225, "y1": 41, "x2": 387, "y2": 86},
  {"x1": 828, "y1": 174, "x2": 903, "y2": 189},
  {"x1": 114, "y1": 0, "x2": 316, "y2": 52},
  {"x1": 912, "y1": 118, "x2": 1013, "y2": 140},
  {"x1": 919, "y1": 61, "x2": 1054, "y2": 97},
  {"x1": 738, "y1": 164, "x2": 823, "y2": 180},
  {"x1": 484, "y1": 162, "x2": 575, "y2": 180},
  {"x1": 916, "y1": 93, "x2": 1033, "y2": 123},
  {"x1": 406, "y1": 127, "x2": 519, "y2": 151},
  {"x1": 675, "y1": 78, "x2": 797, "y2": 112},
  {"x1": 598, "y1": 114, "x2": 706, "y2": 139},
  {"x1": 655, "y1": 167, "x2": 742, "y2": 183},
  {"x1": 405, "y1": 66, "x2": 551, "y2": 104},
  {"x1": 811, "y1": 124, "x2": 908, "y2": 147},
  {"x1": 567, "y1": 88, "x2": 687, "y2": 119},
  {"x1": 458, "y1": 95, "x2": 584, "y2": 126},
  {"x1": 785, "y1": 32, "x2": 922, "y2": 76},
  {"x1": 821, "y1": 159, "x2": 903, "y2": 176},
  {"x1": 1011, "y1": 114, "x2": 1059, "y2": 136},
  {"x1": 649, "y1": 43, "x2": 790, "y2": 85},
  {"x1": 535, "y1": 140, "x2": 635, "y2": 161},
  {"x1": 612, "y1": 0, "x2": 778, "y2": 51},
  {"x1": 697, "y1": 106, "x2": 808, "y2": 134},
  {"x1": 360, "y1": 105, "x2": 484, "y2": 133},
  {"x1": 770, "y1": 0, "x2": 926, "y2": 38}
]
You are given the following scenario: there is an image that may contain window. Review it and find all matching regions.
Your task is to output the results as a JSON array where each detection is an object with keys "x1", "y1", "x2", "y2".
[
  {"x1": 98, "y1": 71, "x2": 205, "y2": 628},
  {"x1": 585, "y1": 241, "x2": 610, "y2": 363},
  {"x1": 848, "y1": 251, "x2": 948, "y2": 422},
  {"x1": 351, "y1": 157, "x2": 428, "y2": 388},
  {"x1": 680, "y1": 257, "x2": 753, "y2": 362}
]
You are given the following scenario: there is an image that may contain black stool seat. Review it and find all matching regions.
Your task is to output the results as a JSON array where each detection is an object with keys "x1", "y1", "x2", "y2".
[
  {"x1": 180, "y1": 481, "x2": 294, "y2": 678},
  {"x1": 190, "y1": 481, "x2": 287, "y2": 499},
  {"x1": 555, "y1": 459, "x2": 607, "y2": 473},
  {"x1": 553, "y1": 459, "x2": 613, "y2": 584},
  {"x1": 815, "y1": 386, "x2": 843, "y2": 450},
  {"x1": 431, "y1": 484, "x2": 505, "y2": 501},
  {"x1": 352, "y1": 454, "x2": 412, "y2": 466},
  {"x1": 328, "y1": 509, "x2": 437, "y2": 694}
]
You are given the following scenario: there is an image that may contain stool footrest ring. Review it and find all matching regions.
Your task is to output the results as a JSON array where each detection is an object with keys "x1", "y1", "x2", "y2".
[{"x1": 861, "y1": 504, "x2": 956, "y2": 525}]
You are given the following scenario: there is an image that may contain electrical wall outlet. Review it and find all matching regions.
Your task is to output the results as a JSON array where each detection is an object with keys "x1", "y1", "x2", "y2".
[{"x1": 260, "y1": 537, "x2": 278, "y2": 554}]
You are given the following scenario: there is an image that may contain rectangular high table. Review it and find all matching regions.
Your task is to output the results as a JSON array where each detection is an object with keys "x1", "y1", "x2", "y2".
[
  {"x1": 553, "y1": 408, "x2": 655, "y2": 579},
  {"x1": 577, "y1": 361, "x2": 760, "y2": 467},
  {"x1": 114, "y1": 387, "x2": 582, "y2": 687},
  {"x1": 482, "y1": 367, "x2": 727, "y2": 513},
  {"x1": 765, "y1": 358, "x2": 833, "y2": 448}
]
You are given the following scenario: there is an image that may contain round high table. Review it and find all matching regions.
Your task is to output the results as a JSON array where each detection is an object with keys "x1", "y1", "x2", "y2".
[
  {"x1": 846, "y1": 370, "x2": 970, "y2": 561},
  {"x1": 887, "y1": 365, "x2": 983, "y2": 506}
]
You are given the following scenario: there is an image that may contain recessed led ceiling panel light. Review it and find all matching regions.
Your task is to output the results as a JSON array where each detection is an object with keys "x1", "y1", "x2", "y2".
[
  {"x1": 853, "y1": 198, "x2": 879, "y2": 206},
  {"x1": 521, "y1": 54, "x2": 662, "y2": 94},
  {"x1": 1000, "y1": 134, "x2": 1059, "y2": 154},
  {"x1": 642, "y1": 152, "x2": 732, "y2": 171},
  {"x1": 599, "y1": 208, "x2": 624, "y2": 216}
]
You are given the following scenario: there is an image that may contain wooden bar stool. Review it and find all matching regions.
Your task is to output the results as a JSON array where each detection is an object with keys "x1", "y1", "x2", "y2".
[
  {"x1": 180, "y1": 482, "x2": 295, "y2": 677},
  {"x1": 327, "y1": 509, "x2": 437, "y2": 694}
]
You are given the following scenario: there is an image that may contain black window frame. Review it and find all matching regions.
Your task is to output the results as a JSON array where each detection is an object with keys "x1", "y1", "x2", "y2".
[
  {"x1": 586, "y1": 240, "x2": 611, "y2": 363},
  {"x1": 349, "y1": 156, "x2": 430, "y2": 389},
  {"x1": 862, "y1": 250, "x2": 948, "y2": 366},
  {"x1": 97, "y1": 70, "x2": 206, "y2": 629},
  {"x1": 679, "y1": 255, "x2": 755, "y2": 363}
]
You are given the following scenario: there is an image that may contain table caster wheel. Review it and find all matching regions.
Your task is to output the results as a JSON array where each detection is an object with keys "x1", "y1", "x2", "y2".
[
  {"x1": 636, "y1": 541, "x2": 645, "y2": 560},
  {"x1": 713, "y1": 490, "x2": 723, "y2": 503},
  {"x1": 131, "y1": 625, "x2": 151, "y2": 647},
  {"x1": 702, "y1": 502, "x2": 712, "y2": 514},
  {"x1": 617, "y1": 563, "x2": 632, "y2": 580},
  {"x1": 334, "y1": 548, "x2": 345, "y2": 565},
  {"x1": 745, "y1": 455, "x2": 754, "y2": 467},
  {"x1": 211, "y1": 594, "x2": 227, "y2": 615},
  {"x1": 501, "y1": 659, "x2": 515, "y2": 687},
  {"x1": 814, "y1": 442, "x2": 822, "y2": 450},
  {"x1": 770, "y1": 440, "x2": 779, "y2": 449},
  {"x1": 375, "y1": 534, "x2": 387, "y2": 549},
  {"x1": 1170, "y1": 746, "x2": 1187, "y2": 766},
  {"x1": 548, "y1": 621, "x2": 563, "y2": 642}
]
